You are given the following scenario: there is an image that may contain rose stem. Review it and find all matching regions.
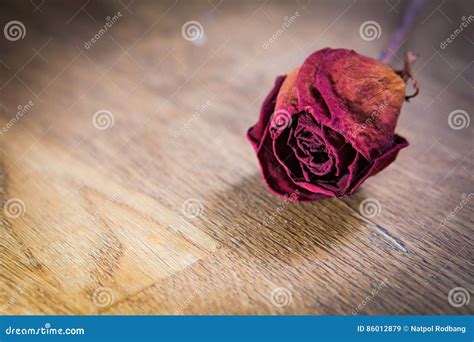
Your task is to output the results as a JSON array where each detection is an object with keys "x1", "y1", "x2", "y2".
[{"x1": 378, "y1": 0, "x2": 424, "y2": 64}]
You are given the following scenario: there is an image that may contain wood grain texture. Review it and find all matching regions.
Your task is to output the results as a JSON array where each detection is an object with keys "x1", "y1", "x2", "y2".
[{"x1": 0, "y1": 0, "x2": 472, "y2": 315}]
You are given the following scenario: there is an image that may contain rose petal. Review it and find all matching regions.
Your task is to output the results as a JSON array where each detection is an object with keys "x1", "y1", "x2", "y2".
[
  {"x1": 275, "y1": 68, "x2": 300, "y2": 115},
  {"x1": 346, "y1": 134, "x2": 409, "y2": 194},
  {"x1": 315, "y1": 49, "x2": 406, "y2": 160},
  {"x1": 247, "y1": 76, "x2": 286, "y2": 151},
  {"x1": 247, "y1": 48, "x2": 410, "y2": 202},
  {"x1": 321, "y1": 125, "x2": 354, "y2": 177},
  {"x1": 257, "y1": 129, "x2": 329, "y2": 201},
  {"x1": 290, "y1": 113, "x2": 334, "y2": 176},
  {"x1": 270, "y1": 122, "x2": 330, "y2": 199},
  {"x1": 295, "y1": 48, "x2": 332, "y2": 123},
  {"x1": 247, "y1": 76, "x2": 329, "y2": 201}
]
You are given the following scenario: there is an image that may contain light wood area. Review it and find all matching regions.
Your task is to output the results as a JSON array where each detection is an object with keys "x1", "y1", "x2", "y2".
[{"x1": 0, "y1": 0, "x2": 472, "y2": 315}]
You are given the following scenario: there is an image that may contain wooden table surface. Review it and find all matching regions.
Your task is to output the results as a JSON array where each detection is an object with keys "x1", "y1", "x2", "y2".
[{"x1": 0, "y1": 0, "x2": 472, "y2": 315}]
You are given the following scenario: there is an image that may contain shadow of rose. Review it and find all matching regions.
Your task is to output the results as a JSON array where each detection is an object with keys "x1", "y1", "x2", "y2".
[
  {"x1": 203, "y1": 173, "x2": 366, "y2": 254},
  {"x1": 192, "y1": 173, "x2": 368, "y2": 313}
]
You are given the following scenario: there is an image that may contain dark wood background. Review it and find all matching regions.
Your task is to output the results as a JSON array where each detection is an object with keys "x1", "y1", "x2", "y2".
[{"x1": 0, "y1": 0, "x2": 472, "y2": 314}]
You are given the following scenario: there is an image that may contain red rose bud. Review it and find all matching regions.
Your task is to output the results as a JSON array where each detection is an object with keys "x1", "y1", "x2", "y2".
[{"x1": 247, "y1": 48, "x2": 414, "y2": 202}]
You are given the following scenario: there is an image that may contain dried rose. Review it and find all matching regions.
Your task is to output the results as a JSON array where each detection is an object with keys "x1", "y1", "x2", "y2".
[{"x1": 247, "y1": 48, "x2": 412, "y2": 201}]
